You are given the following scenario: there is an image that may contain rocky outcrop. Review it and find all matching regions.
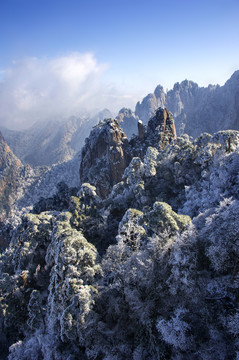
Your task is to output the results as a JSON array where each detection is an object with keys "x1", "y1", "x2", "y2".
[
  {"x1": 80, "y1": 109, "x2": 177, "y2": 199},
  {"x1": 135, "y1": 71, "x2": 239, "y2": 138},
  {"x1": 128, "y1": 108, "x2": 177, "y2": 158},
  {"x1": 80, "y1": 119, "x2": 131, "y2": 198},
  {"x1": 147, "y1": 107, "x2": 177, "y2": 149},
  {"x1": 0, "y1": 132, "x2": 22, "y2": 170},
  {"x1": 137, "y1": 120, "x2": 144, "y2": 139}
]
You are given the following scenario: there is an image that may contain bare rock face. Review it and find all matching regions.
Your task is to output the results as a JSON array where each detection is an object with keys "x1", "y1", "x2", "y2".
[
  {"x1": 0, "y1": 132, "x2": 22, "y2": 170},
  {"x1": 126, "y1": 108, "x2": 177, "y2": 160},
  {"x1": 0, "y1": 132, "x2": 23, "y2": 220},
  {"x1": 80, "y1": 119, "x2": 131, "y2": 198},
  {"x1": 147, "y1": 107, "x2": 177, "y2": 149}
]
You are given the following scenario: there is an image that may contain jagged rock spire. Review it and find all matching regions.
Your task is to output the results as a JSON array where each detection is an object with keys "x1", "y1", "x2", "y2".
[
  {"x1": 147, "y1": 107, "x2": 177, "y2": 149},
  {"x1": 80, "y1": 119, "x2": 131, "y2": 198}
]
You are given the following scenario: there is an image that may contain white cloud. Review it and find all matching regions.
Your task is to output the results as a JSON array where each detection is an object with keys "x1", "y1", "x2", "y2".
[{"x1": 0, "y1": 53, "x2": 137, "y2": 130}]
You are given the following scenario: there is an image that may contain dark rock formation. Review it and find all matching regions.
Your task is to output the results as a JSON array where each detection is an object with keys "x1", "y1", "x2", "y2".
[
  {"x1": 80, "y1": 119, "x2": 131, "y2": 198},
  {"x1": 128, "y1": 107, "x2": 177, "y2": 158},
  {"x1": 0, "y1": 222, "x2": 13, "y2": 252},
  {"x1": 147, "y1": 107, "x2": 177, "y2": 149},
  {"x1": 138, "y1": 120, "x2": 144, "y2": 139}
]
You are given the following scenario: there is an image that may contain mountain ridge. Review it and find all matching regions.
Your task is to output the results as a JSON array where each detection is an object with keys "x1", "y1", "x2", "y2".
[
  {"x1": 1, "y1": 71, "x2": 238, "y2": 169},
  {"x1": 135, "y1": 70, "x2": 239, "y2": 137},
  {"x1": 0, "y1": 109, "x2": 112, "y2": 167}
]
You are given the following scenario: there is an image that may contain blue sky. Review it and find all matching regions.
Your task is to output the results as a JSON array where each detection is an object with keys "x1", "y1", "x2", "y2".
[{"x1": 0, "y1": 0, "x2": 239, "y2": 129}]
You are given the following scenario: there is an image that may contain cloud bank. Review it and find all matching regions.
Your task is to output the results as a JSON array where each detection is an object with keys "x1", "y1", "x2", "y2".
[{"x1": 0, "y1": 53, "x2": 135, "y2": 130}]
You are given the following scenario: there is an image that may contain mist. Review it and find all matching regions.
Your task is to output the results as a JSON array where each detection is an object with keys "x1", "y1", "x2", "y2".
[{"x1": 0, "y1": 53, "x2": 137, "y2": 130}]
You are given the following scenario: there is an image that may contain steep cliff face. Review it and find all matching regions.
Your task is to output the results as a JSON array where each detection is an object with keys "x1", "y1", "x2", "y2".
[
  {"x1": 147, "y1": 107, "x2": 177, "y2": 149},
  {"x1": 0, "y1": 132, "x2": 22, "y2": 171},
  {"x1": 135, "y1": 71, "x2": 239, "y2": 137},
  {"x1": 80, "y1": 118, "x2": 131, "y2": 198},
  {"x1": 0, "y1": 131, "x2": 80, "y2": 226},
  {"x1": 0, "y1": 132, "x2": 24, "y2": 220}
]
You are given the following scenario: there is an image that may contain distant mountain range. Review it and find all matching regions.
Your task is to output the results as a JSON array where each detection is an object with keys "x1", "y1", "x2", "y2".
[
  {"x1": 0, "y1": 109, "x2": 112, "y2": 167},
  {"x1": 1, "y1": 72, "x2": 239, "y2": 169},
  {"x1": 135, "y1": 70, "x2": 239, "y2": 137}
]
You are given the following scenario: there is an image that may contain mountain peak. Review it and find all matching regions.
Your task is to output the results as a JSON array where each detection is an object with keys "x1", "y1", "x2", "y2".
[
  {"x1": 154, "y1": 85, "x2": 165, "y2": 98},
  {"x1": 135, "y1": 70, "x2": 239, "y2": 137},
  {"x1": 172, "y1": 79, "x2": 198, "y2": 91},
  {"x1": 147, "y1": 107, "x2": 177, "y2": 149},
  {"x1": 80, "y1": 118, "x2": 131, "y2": 198},
  {"x1": 225, "y1": 70, "x2": 239, "y2": 86},
  {"x1": 116, "y1": 108, "x2": 138, "y2": 138}
]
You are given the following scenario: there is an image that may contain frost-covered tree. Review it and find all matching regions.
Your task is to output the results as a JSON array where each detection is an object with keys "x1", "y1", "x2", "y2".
[{"x1": 0, "y1": 210, "x2": 102, "y2": 359}]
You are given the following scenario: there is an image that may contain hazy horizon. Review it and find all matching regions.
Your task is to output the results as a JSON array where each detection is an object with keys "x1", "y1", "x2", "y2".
[{"x1": 0, "y1": 0, "x2": 238, "y2": 130}]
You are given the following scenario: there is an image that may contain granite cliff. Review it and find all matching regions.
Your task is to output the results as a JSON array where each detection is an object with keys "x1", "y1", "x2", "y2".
[
  {"x1": 0, "y1": 131, "x2": 26, "y2": 220},
  {"x1": 80, "y1": 118, "x2": 131, "y2": 198}
]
